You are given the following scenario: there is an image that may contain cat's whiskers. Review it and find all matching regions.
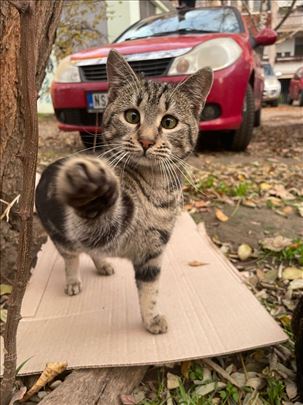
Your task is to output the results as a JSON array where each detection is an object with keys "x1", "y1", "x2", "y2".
[
  {"x1": 161, "y1": 158, "x2": 184, "y2": 207},
  {"x1": 106, "y1": 152, "x2": 126, "y2": 168},
  {"x1": 169, "y1": 155, "x2": 198, "y2": 191},
  {"x1": 157, "y1": 156, "x2": 183, "y2": 206},
  {"x1": 120, "y1": 155, "x2": 131, "y2": 187},
  {"x1": 112, "y1": 152, "x2": 129, "y2": 169},
  {"x1": 97, "y1": 146, "x2": 124, "y2": 159},
  {"x1": 170, "y1": 153, "x2": 198, "y2": 174}
]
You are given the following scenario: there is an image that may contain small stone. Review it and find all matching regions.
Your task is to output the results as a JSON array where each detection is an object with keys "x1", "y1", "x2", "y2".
[
  {"x1": 29, "y1": 396, "x2": 40, "y2": 403},
  {"x1": 37, "y1": 391, "x2": 48, "y2": 399},
  {"x1": 49, "y1": 380, "x2": 62, "y2": 389}
]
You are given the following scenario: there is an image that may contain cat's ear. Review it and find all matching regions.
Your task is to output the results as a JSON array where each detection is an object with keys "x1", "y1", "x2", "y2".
[
  {"x1": 176, "y1": 67, "x2": 213, "y2": 116},
  {"x1": 106, "y1": 49, "x2": 138, "y2": 102}
]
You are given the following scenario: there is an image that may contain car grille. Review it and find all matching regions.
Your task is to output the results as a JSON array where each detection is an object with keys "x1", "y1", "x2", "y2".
[
  {"x1": 55, "y1": 109, "x2": 103, "y2": 126},
  {"x1": 79, "y1": 58, "x2": 173, "y2": 82}
]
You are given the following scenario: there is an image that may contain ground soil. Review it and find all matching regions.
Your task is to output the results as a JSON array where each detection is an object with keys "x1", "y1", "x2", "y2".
[{"x1": 188, "y1": 105, "x2": 303, "y2": 254}]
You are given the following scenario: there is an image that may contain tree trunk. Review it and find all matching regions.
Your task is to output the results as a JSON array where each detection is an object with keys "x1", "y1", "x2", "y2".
[
  {"x1": 0, "y1": 0, "x2": 63, "y2": 283},
  {"x1": 0, "y1": 1, "x2": 63, "y2": 404}
]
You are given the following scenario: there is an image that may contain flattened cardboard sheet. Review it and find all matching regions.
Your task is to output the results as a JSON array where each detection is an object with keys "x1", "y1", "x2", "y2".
[{"x1": 0, "y1": 213, "x2": 287, "y2": 375}]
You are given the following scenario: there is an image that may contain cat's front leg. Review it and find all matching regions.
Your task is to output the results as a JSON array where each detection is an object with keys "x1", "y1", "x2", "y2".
[
  {"x1": 56, "y1": 156, "x2": 119, "y2": 219},
  {"x1": 134, "y1": 255, "x2": 167, "y2": 334}
]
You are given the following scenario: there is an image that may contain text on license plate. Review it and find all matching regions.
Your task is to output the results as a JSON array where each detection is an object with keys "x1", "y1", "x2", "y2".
[{"x1": 87, "y1": 92, "x2": 108, "y2": 111}]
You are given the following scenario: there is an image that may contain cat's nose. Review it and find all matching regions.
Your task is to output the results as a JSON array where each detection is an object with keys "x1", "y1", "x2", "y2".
[{"x1": 139, "y1": 138, "x2": 155, "y2": 151}]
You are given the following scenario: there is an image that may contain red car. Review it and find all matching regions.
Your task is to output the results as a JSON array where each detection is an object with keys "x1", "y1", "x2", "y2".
[
  {"x1": 51, "y1": 6, "x2": 276, "y2": 151},
  {"x1": 288, "y1": 66, "x2": 303, "y2": 106}
]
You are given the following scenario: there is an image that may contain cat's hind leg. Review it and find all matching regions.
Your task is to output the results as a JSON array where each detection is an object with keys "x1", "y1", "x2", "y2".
[
  {"x1": 134, "y1": 255, "x2": 167, "y2": 335},
  {"x1": 90, "y1": 253, "x2": 115, "y2": 276},
  {"x1": 56, "y1": 245, "x2": 82, "y2": 296}
]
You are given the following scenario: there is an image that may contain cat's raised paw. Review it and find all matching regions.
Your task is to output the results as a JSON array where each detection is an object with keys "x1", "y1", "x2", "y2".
[
  {"x1": 65, "y1": 281, "x2": 82, "y2": 296},
  {"x1": 145, "y1": 314, "x2": 168, "y2": 334},
  {"x1": 57, "y1": 157, "x2": 118, "y2": 213}
]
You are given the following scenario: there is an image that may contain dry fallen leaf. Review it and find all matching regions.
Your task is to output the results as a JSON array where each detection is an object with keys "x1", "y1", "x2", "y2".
[
  {"x1": 194, "y1": 200, "x2": 209, "y2": 209},
  {"x1": 181, "y1": 361, "x2": 191, "y2": 379},
  {"x1": 0, "y1": 284, "x2": 12, "y2": 295},
  {"x1": 270, "y1": 185, "x2": 295, "y2": 200},
  {"x1": 0, "y1": 308, "x2": 7, "y2": 323},
  {"x1": 238, "y1": 244, "x2": 253, "y2": 261},
  {"x1": 286, "y1": 380, "x2": 297, "y2": 400},
  {"x1": 195, "y1": 382, "x2": 226, "y2": 396},
  {"x1": 188, "y1": 260, "x2": 207, "y2": 267},
  {"x1": 167, "y1": 372, "x2": 180, "y2": 390},
  {"x1": 283, "y1": 206, "x2": 294, "y2": 216},
  {"x1": 8, "y1": 386, "x2": 27, "y2": 405},
  {"x1": 120, "y1": 394, "x2": 137, "y2": 405},
  {"x1": 260, "y1": 236, "x2": 293, "y2": 252},
  {"x1": 263, "y1": 268, "x2": 278, "y2": 283},
  {"x1": 260, "y1": 182, "x2": 271, "y2": 191},
  {"x1": 215, "y1": 208, "x2": 229, "y2": 222},
  {"x1": 22, "y1": 361, "x2": 67, "y2": 401},
  {"x1": 282, "y1": 267, "x2": 303, "y2": 280},
  {"x1": 288, "y1": 279, "x2": 303, "y2": 290}
]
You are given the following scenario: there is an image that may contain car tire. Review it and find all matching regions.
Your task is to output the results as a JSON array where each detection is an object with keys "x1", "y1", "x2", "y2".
[
  {"x1": 226, "y1": 83, "x2": 255, "y2": 152},
  {"x1": 299, "y1": 91, "x2": 303, "y2": 107},
  {"x1": 254, "y1": 108, "x2": 261, "y2": 127},
  {"x1": 79, "y1": 132, "x2": 103, "y2": 150},
  {"x1": 271, "y1": 99, "x2": 279, "y2": 107}
]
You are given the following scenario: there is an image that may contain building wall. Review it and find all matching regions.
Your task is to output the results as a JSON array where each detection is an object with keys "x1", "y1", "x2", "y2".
[{"x1": 107, "y1": 0, "x2": 140, "y2": 43}]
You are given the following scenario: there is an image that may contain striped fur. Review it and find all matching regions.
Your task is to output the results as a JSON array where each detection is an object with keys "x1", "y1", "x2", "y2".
[{"x1": 35, "y1": 50, "x2": 213, "y2": 334}]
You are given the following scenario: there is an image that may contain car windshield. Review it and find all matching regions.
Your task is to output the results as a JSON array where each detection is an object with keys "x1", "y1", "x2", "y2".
[
  {"x1": 263, "y1": 64, "x2": 275, "y2": 76},
  {"x1": 116, "y1": 8, "x2": 242, "y2": 43}
]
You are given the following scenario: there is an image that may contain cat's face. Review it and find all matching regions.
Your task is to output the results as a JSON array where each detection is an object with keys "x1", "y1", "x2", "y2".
[{"x1": 102, "y1": 50, "x2": 213, "y2": 168}]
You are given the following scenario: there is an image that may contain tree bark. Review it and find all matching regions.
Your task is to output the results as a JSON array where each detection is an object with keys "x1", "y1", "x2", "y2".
[
  {"x1": 39, "y1": 367, "x2": 148, "y2": 405},
  {"x1": 0, "y1": 1, "x2": 63, "y2": 404}
]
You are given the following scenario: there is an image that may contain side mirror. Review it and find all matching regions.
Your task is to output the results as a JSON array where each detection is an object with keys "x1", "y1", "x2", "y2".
[{"x1": 254, "y1": 28, "x2": 277, "y2": 48}]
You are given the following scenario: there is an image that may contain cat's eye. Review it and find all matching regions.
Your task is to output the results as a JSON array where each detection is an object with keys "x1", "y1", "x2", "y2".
[
  {"x1": 161, "y1": 115, "x2": 178, "y2": 130},
  {"x1": 124, "y1": 109, "x2": 140, "y2": 124}
]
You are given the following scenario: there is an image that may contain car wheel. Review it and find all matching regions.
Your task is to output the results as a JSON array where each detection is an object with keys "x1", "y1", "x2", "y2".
[
  {"x1": 254, "y1": 108, "x2": 261, "y2": 127},
  {"x1": 79, "y1": 132, "x2": 103, "y2": 150},
  {"x1": 299, "y1": 91, "x2": 303, "y2": 107},
  {"x1": 271, "y1": 99, "x2": 279, "y2": 107},
  {"x1": 226, "y1": 84, "x2": 255, "y2": 151}
]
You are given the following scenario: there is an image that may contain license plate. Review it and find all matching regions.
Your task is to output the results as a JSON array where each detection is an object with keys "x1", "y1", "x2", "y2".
[{"x1": 87, "y1": 92, "x2": 108, "y2": 112}]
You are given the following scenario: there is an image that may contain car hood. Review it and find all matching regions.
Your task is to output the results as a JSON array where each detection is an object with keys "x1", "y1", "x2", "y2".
[{"x1": 71, "y1": 33, "x2": 247, "y2": 61}]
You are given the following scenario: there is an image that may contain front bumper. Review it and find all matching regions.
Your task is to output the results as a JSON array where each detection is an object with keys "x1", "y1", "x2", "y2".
[
  {"x1": 262, "y1": 88, "x2": 280, "y2": 101},
  {"x1": 51, "y1": 60, "x2": 250, "y2": 133}
]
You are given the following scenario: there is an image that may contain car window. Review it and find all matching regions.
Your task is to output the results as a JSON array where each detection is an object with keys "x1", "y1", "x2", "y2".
[{"x1": 116, "y1": 8, "x2": 242, "y2": 43}]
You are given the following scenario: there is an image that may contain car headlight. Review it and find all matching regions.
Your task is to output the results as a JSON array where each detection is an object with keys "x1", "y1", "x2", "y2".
[
  {"x1": 168, "y1": 38, "x2": 242, "y2": 75},
  {"x1": 54, "y1": 56, "x2": 81, "y2": 83}
]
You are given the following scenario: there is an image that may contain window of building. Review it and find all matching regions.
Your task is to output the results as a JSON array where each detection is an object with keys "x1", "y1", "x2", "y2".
[
  {"x1": 252, "y1": 0, "x2": 271, "y2": 12},
  {"x1": 295, "y1": 35, "x2": 303, "y2": 57}
]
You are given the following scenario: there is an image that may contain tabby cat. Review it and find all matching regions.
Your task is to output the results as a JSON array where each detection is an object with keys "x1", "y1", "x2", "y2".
[{"x1": 35, "y1": 49, "x2": 213, "y2": 334}]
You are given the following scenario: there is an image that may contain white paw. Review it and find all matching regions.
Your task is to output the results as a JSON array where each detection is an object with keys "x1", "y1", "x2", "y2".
[
  {"x1": 96, "y1": 262, "x2": 115, "y2": 276},
  {"x1": 144, "y1": 314, "x2": 168, "y2": 334},
  {"x1": 65, "y1": 280, "x2": 82, "y2": 296}
]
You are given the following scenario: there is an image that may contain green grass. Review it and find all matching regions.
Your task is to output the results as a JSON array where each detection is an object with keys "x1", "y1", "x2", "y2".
[{"x1": 261, "y1": 238, "x2": 303, "y2": 265}]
